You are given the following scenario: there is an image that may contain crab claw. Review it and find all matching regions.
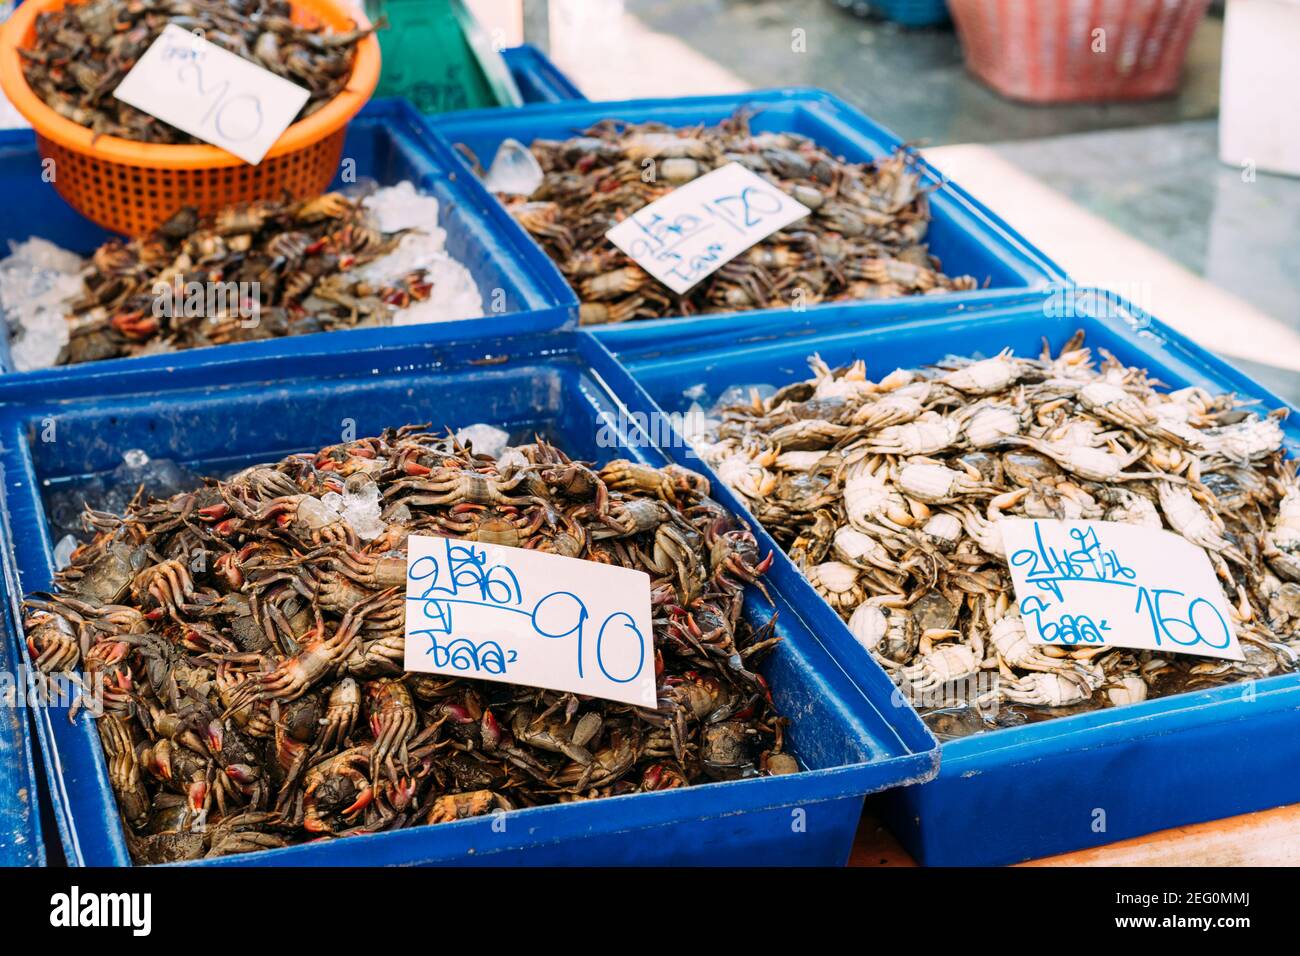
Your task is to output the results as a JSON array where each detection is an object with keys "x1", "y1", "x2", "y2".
[
  {"x1": 225, "y1": 763, "x2": 259, "y2": 786},
  {"x1": 480, "y1": 709, "x2": 503, "y2": 751},
  {"x1": 187, "y1": 780, "x2": 207, "y2": 812},
  {"x1": 110, "y1": 310, "x2": 159, "y2": 340},
  {"x1": 386, "y1": 777, "x2": 417, "y2": 811},
  {"x1": 205, "y1": 719, "x2": 225, "y2": 754},
  {"x1": 440, "y1": 703, "x2": 475, "y2": 724},
  {"x1": 147, "y1": 740, "x2": 173, "y2": 781},
  {"x1": 341, "y1": 785, "x2": 373, "y2": 819},
  {"x1": 213, "y1": 552, "x2": 243, "y2": 589}
]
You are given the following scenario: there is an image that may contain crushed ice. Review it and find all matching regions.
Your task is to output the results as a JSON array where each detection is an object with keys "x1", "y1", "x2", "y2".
[
  {"x1": 455, "y1": 423, "x2": 510, "y2": 459},
  {"x1": 0, "y1": 238, "x2": 85, "y2": 371},
  {"x1": 0, "y1": 182, "x2": 486, "y2": 370},
  {"x1": 302, "y1": 477, "x2": 387, "y2": 542}
]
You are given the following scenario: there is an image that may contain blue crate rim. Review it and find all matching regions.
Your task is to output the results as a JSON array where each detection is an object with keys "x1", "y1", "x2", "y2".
[
  {"x1": 499, "y1": 44, "x2": 586, "y2": 103},
  {"x1": 422, "y1": 85, "x2": 1069, "y2": 304}
]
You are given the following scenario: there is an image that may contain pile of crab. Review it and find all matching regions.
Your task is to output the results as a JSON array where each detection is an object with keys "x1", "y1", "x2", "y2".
[
  {"x1": 22, "y1": 428, "x2": 792, "y2": 863},
  {"x1": 690, "y1": 331, "x2": 1300, "y2": 736},
  {"x1": 55, "y1": 190, "x2": 439, "y2": 365},
  {"x1": 21, "y1": 0, "x2": 373, "y2": 144},
  {"x1": 479, "y1": 111, "x2": 977, "y2": 324}
]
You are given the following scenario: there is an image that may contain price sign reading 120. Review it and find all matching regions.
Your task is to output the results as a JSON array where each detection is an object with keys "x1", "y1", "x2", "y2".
[
  {"x1": 998, "y1": 518, "x2": 1244, "y2": 661},
  {"x1": 402, "y1": 534, "x2": 657, "y2": 707},
  {"x1": 113, "y1": 25, "x2": 311, "y2": 165},
  {"x1": 605, "y1": 162, "x2": 812, "y2": 295}
]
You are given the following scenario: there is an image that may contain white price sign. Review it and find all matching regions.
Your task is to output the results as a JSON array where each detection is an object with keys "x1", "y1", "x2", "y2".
[
  {"x1": 999, "y1": 518, "x2": 1243, "y2": 661},
  {"x1": 113, "y1": 25, "x2": 311, "y2": 165},
  {"x1": 604, "y1": 162, "x2": 811, "y2": 295},
  {"x1": 403, "y1": 534, "x2": 657, "y2": 707}
]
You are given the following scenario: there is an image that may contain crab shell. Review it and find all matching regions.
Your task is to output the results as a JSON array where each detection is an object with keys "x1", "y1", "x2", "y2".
[
  {"x1": 847, "y1": 602, "x2": 887, "y2": 653},
  {"x1": 962, "y1": 403, "x2": 1022, "y2": 448},
  {"x1": 1201, "y1": 416, "x2": 1284, "y2": 463},
  {"x1": 939, "y1": 354, "x2": 1020, "y2": 395},
  {"x1": 904, "y1": 643, "x2": 979, "y2": 685},
  {"x1": 872, "y1": 413, "x2": 961, "y2": 456},
  {"x1": 896, "y1": 462, "x2": 965, "y2": 503},
  {"x1": 832, "y1": 526, "x2": 889, "y2": 568},
  {"x1": 806, "y1": 561, "x2": 862, "y2": 608},
  {"x1": 921, "y1": 512, "x2": 962, "y2": 551},
  {"x1": 1105, "y1": 675, "x2": 1148, "y2": 707}
]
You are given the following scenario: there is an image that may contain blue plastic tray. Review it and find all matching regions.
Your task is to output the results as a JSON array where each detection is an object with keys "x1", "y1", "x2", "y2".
[
  {"x1": 501, "y1": 44, "x2": 585, "y2": 103},
  {"x1": 0, "y1": 98, "x2": 577, "y2": 391},
  {"x1": 847, "y1": 0, "x2": 950, "y2": 28},
  {"x1": 423, "y1": 89, "x2": 1066, "y2": 334},
  {"x1": 595, "y1": 287, "x2": 1300, "y2": 866},
  {"x1": 0, "y1": 330, "x2": 937, "y2": 866}
]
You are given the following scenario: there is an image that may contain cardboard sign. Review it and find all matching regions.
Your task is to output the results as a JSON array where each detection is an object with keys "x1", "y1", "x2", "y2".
[
  {"x1": 999, "y1": 518, "x2": 1243, "y2": 661},
  {"x1": 403, "y1": 534, "x2": 657, "y2": 706},
  {"x1": 114, "y1": 25, "x2": 311, "y2": 164},
  {"x1": 605, "y1": 162, "x2": 811, "y2": 294}
]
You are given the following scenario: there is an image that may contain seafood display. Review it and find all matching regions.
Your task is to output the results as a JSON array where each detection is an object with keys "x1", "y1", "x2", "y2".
[
  {"x1": 1, "y1": 183, "x2": 483, "y2": 367},
  {"x1": 20, "y1": 0, "x2": 372, "y2": 144},
  {"x1": 481, "y1": 112, "x2": 978, "y2": 324},
  {"x1": 689, "y1": 333, "x2": 1300, "y2": 736},
  {"x1": 21, "y1": 428, "x2": 791, "y2": 862}
]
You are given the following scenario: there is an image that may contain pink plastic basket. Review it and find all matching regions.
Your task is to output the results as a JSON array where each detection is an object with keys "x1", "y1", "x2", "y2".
[{"x1": 949, "y1": 0, "x2": 1211, "y2": 103}]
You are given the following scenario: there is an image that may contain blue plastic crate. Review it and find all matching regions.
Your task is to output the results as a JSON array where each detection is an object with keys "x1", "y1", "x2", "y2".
[
  {"x1": 0, "y1": 563, "x2": 45, "y2": 865},
  {"x1": 0, "y1": 330, "x2": 937, "y2": 866},
  {"x1": 423, "y1": 89, "x2": 1066, "y2": 335},
  {"x1": 0, "y1": 98, "x2": 576, "y2": 390},
  {"x1": 501, "y1": 44, "x2": 585, "y2": 104},
  {"x1": 595, "y1": 287, "x2": 1300, "y2": 866},
  {"x1": 835, "y1": 0, "x2": 951, "y2": 28}
]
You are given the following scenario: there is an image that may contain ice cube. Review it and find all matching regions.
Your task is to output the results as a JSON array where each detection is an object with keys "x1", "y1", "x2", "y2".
[
  {"x1": 483, "y1": 138, "x2": 544, "y2": 196},
  {"x1": 714, "y1": 384, "x2": 776, "y2": 411},
  {"x1": 339, "y1": 479, "x2": 385, "y2": 542},
  {"x1": 455, "y1": 423, "x2": 510, "y2": 459},
  {"x1": 52, "y1": 534, "x2": 79, "y2": 571},
  {"x1": 296, "y1": 495, "x2": 334, "y2": 529},
  {"x1": 362, "y1": 181, "x2": 442, "y2": 235}
]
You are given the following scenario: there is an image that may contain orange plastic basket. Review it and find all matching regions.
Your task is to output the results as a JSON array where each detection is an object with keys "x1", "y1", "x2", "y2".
[
  {"x1": 0, "y1": 0, "x2": 381, "y2": 236},
  {"x1": 949, "y1": 0, "x2": 1210, "y2": 104}
]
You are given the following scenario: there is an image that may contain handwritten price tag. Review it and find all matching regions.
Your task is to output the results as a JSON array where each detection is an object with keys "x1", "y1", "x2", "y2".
[
  {"x1": 113, "y1": 25, "x2": 311, "y2": 165},
  {"x1": 403, "y1": 534, "x2": 657, "y2": 706},
  {"x1": 999, "y1": 519, "x2": 1243, "y2": 661},
  {"x1": 605, "y1": 162, "x2": 811, "y2": 295}
]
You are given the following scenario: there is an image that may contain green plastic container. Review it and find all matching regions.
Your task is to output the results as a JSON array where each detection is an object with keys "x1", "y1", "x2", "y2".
[{"x1": 365, "y1": 0, "x2": 522, "y2": 113}]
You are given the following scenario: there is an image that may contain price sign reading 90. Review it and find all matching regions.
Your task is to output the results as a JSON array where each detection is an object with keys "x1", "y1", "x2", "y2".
[{"x1": 402, "y1": 534, "x2": 657, "y2": 707}]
